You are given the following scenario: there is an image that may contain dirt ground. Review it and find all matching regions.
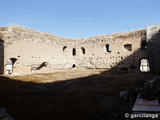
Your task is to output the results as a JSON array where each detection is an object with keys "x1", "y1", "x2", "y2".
[{"x1": 0, "y1": 69, "x2": 154, "y2": 120}]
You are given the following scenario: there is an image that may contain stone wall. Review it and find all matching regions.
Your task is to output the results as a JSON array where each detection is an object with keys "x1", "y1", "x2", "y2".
[
  {"x1": 0, "y1": 39, "x2": 4, "y2": 74},
  {"x1": 147, "y1": 25, "x2": 160, "y2": 74},
  {"x1": 74, "y1": 30, "x2": 146, "y2": 71},
  {"x1": 1, "y1": 26, "x2": 76, "y2": 73},
  {"x1": 0, "y1": 26, "x2": 147, "y2": 74}
]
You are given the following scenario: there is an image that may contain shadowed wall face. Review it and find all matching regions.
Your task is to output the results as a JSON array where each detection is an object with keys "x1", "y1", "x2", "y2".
[
  {"x1": 147, "y1": 25, "x2": 160, "y2": 74},
  {"x1": 0, "y1": 40, "x2": 4, "y2": 74}
]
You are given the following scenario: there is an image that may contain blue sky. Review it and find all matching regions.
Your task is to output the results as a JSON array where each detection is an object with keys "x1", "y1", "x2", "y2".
[{"x1": 0, "y1": 0, "x2": 160, "y2": 38}]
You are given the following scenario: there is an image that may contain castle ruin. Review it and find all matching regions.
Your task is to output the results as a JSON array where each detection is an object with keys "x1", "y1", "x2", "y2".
[{"x1": 0, "y1": 25, "x2": 160, "y2": 75}]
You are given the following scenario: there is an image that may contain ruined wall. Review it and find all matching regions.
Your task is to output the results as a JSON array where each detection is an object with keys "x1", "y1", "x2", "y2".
[
  {"x1": 74, "y1": 30, "x2": 147, "y2": 71},
  {"x1": 147, "y1": 25, "x2": 160, "y2": 74},
  {"x1": 0, "y1": 26, "x2": 147, "y2": 74},
  {"x1": 0, "y1": 39, "x2": 4, "y2": 74},
  {"x1": 1, "y1": 26, "x2": 77, "y2": 73}
]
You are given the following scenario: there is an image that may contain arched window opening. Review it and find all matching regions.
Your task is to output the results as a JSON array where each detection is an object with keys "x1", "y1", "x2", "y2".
[
  {"x1": 124, "y1": 44, "x2": 132, "y2": 51},
  {"x1": 105, "y1": 44, "x2": 111, "y2": 52},
  {"x1": 81, "y1": 47, "x2": 85, "y2": 54},
  {"x1": 73, "y1": 48, "x2": 76, "y2": 56},
  {"x1": 6, "y1": 58, "x2": 17, "y2": 74},
  {"x1": 140, "y1": 59, "x2": 150, "y2": 72},
  {"x1": 63, "y1": 46, "x2": 67, "y2": 51}
]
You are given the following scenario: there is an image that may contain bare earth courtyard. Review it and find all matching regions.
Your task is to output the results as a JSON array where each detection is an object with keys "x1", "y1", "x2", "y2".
[
  {"x1": 8, "y1": 69, "x2": 105, "y2": 83},
  {"x1": 0, "y1": 69, "x2": 154, "y2": 120}
]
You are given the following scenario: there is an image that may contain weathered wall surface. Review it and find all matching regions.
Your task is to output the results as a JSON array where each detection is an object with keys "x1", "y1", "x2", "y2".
[
  {"x1": 0, "y1": 39, "x2": 4, "y2": 74},
  {"x1": 0, "y1": 26, "x2": 147, "y2": 74},
  {"x1": 75, "y1": 30, "x2": 146, "y2": 70},
  {"x1": 147, "y1": 25, "x2": 160, "y2": 74},
  {"x1": 1, "y1": 26, "x2": 77, "y2": 73}
]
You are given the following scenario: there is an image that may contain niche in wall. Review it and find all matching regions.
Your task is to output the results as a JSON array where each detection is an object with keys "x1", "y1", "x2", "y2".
[
  {"x1": 124, "y1": 44, "x2": 132, "y2": 51},
  {"x1": 63, "y1": 46, "x2": 67, "y2": 51},
  {"x1": 81, "y1": 47, "x2": 85, "y2": 54},
  {"x1": 72, "y1": 64, "x2": 76, "y2": 68}
]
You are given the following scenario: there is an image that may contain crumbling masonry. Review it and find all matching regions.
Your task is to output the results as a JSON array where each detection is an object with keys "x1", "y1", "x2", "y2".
[{"x1": 0, "y1": 25, "x2": 160, "y2": 75}]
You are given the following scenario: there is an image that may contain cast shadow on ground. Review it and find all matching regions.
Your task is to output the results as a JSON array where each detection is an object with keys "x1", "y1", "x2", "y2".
[
  {"x1": 0, "y1": 48, "x2": 156, "y2": 120},
  {"x1": 1, "y1": 32, "x2": 160, "y2": 120}
]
